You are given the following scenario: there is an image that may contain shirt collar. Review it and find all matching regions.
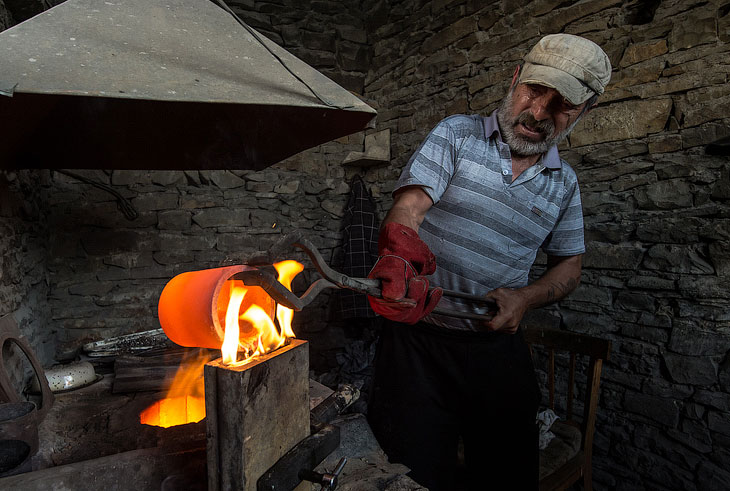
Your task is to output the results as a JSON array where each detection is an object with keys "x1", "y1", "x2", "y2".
[{"x1": 483, "y1": 111, "x2": 562, "y2": 170}]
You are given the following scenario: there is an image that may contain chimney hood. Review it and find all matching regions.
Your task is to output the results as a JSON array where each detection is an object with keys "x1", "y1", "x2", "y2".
[{"x1": 0, "y1": 0, "x2": 376, "y2": 171}]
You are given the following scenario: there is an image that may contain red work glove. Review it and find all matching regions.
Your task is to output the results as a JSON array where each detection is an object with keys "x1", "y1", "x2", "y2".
[{"x1": 367, "y1": 223, "x2": 443, "y2": 324}]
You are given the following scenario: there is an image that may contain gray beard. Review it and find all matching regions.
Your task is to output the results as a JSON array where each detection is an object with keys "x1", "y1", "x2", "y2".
[{"x1": 496, "y1": 92, "x2": 580, "y2": 157}]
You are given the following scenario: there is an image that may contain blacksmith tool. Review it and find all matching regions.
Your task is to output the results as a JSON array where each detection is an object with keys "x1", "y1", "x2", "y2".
[{"x1": 233, "y1": 232, "x2": 496, "y2": 322}]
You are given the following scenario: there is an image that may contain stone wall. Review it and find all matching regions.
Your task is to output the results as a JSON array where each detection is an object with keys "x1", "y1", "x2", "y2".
[
  {"x1": 3, "y1": 0, "x2": 730, "y2": 489},
  {"x1": 0, "y1": 171, "x2": 53, "y2": 384},
  {"x1": 363, "y1": 0, "x2": 730, "y2": 489},
  {"x1": 42, "y1": 164, "x2": 371, "y2": 362}
]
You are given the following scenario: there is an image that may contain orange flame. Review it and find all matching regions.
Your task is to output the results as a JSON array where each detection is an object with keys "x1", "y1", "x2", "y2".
[
  {"x1": 274, "y1": 260, "x2": 304, "y2": 339},
  {"x1": 139, "y1": 349, "x2": 209, "y2": 428},
  {"x1": 141, "y1": 262, "x2": 303, "y2": 426},
  {"x1": 221, "y1": 286, "x2": 246, "y2": 365},
  {"x1": 222, "y1": 260, "x2": 303, "y2": 366}
]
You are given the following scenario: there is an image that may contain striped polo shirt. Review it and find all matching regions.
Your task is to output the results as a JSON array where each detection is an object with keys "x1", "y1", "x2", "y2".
[{"x1": 395, "y1": 112, "x2": 585, "y2": 331}]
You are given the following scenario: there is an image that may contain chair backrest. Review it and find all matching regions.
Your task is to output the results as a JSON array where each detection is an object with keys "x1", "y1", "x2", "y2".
[{"x1": 524, "y1": 327, "x2": 611, "y2": 457}]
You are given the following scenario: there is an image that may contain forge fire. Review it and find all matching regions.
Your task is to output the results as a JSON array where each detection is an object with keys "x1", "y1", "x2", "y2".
[{"x1": 140, "y1": 260, "x2": 303, "y2": 428}]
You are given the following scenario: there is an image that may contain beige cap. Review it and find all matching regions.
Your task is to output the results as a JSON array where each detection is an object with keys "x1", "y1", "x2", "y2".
[{"x1": 520, "y1": 33, "x2": 612, "y2": 105}]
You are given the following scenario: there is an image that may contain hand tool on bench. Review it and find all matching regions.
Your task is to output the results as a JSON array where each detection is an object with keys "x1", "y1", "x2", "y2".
[{"x1": 233, "y1": 233, "x2": 497, "y2": 322}]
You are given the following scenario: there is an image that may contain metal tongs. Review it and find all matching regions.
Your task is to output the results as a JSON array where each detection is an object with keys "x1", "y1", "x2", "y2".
[{"x1": 233, "y1": 233, "x2": 496, "y2": 322}]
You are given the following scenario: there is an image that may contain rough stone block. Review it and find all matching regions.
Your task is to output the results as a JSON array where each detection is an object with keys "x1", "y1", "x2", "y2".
[
  {"x1": 421, "y1": 16, "x2": 476, "y2": 54},
  {"x1": 626, "y1": 275, "x2": 676, "y2": 290},
  {"x1": 721, "y1": 9, "x2": 730, "y2": 43},
  {"x1": 583, "y1": 242, "x2": 645, "y2": 270},
  {"x1": 669, "y1": 12, "x2": 717, "y2": 52},
  {"x1": 183, "y1": 170, "x2": 201, "y2": 186},
  {"x1": 620, "y1": 39, "x2": 668, "y2": 67},
  {"x1": 246, "y1": 181, "x2": 275, "y2": 193},
  {"x1": 336, "y1": 42, "x2": 370, "y2": 72},
  {"x1": 609, "y1": 172, "x2": 658, "y2": 193},
  {"x1": 667, "y1": 423, "x2": 712, "y2": 454},
  {"x1": 581, "y1": 141, "x2": 649, "y2": 166},
  {"x1": 614, "y1": 291, "x2": 655, "y2": 312},
  {"x1": 152, "y1": 251, "x2": 195, "y2": 265},
  {"x1": 102, "y1": 252, "x2": 156, "y2": 270},
  {"x1": 711, "y1": 166, "x2": 730, "y2": 200},
  {"x1": 682, "y1": 121, "x2": 730, "y2": 148},
  {"x1": 698, "y1": 459, "x2": 730, "y2": 489},
  {"x1": 695, "y1": 390, "x2": 730, "y2": 412},
  {"x1": 570, "y1": 99, "x2": 672, "y2": 147},
  {"x1": 624, "y1": 391, "x2": 680, "y2": 427},
  {"x1": 150, "y1": 171, "x2": 183, "y2": 186},
  {"x1": 467, "y1": 25, "x2": 538, "y2": 62},
  {"x1": 210, "y1": 171, "x2": 246, "y2": 190},
  {"x1": 158, "y1": 210, "x2": 192, "y2": 231},
  {"x1": 321, "y1": 199, "x2": 345, "y2": 217},
  {"x1": 608, "y1": 58, "x2": 664, "y2": 90},
  {"x1": 621, "y1": 325, "x2": 668, "y2": 344},
  {"x1": 249, "y1": 209, "x2": 278, "y2": 228},
  {"x1": 159, "y1": 233, "x2": 217, "y2": 252},
  {"x1": 634, "y1": 179, "x2": 694, "y2": 210},
  {"x1": 632, "y1": 70, "x2": 725, "y2": 100},
  {"x1": 215, "y1": 234, "x2": 261, "y2": 253},
  {"x1": 647, "y1": 134, "x2": 682, "y2": 154},
  {"x1": 632, "y1": 423, "x2": 702, "y2": 471},
  {"x1": 81, "y1": 230, "x2": 149, "y2": 256},
  {"x1": 336, "y1": 25, "x2": 366, "y2": 44},
  {"x1": 274, "y1": 180, "x2": 300, "y2": 194},
  {"x1": 679, "y1": 275, "x2": 730, "y2": 299},
  {"x1": 538, "y1": 0, "x2": 622, "y2": 33},
  {"x1": 663, "y1": 352, "x2": 718, "y2": 386},
  {"x1": 111, "y1": 170, "x2": 151, "y2": 186},
  {"x1": 192, "y1": 208, "x2": 251, "y2": 228},
  {"x1": 180, "y1": 197, "x2": 223, "y2": 209},
  {"x1": 643, "y1": 244, "x2": 714, "y2": 274},
  {"x1": 132, "y1": 193, "x2": 179, "y2": 212},
  {"x1": 668, "y1": 326, "x2": 730, "y2": 356}
]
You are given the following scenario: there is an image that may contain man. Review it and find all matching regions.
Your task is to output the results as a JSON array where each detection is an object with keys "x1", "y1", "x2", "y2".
[{"x1": 366, "y1": 34, "x2": 611, "y2": 490}]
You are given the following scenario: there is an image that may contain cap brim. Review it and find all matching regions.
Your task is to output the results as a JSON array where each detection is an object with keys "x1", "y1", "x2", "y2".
[{"x1": 520, "y1": 63, "x2": 593, "y2": 105}]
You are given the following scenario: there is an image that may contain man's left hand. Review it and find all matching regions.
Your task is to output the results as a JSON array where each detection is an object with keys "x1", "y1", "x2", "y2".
[{"x1": 484, "y1": 288, "x2": 529, "y2": 334}]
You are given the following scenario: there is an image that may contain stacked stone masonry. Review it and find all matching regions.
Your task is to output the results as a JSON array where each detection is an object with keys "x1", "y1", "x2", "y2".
[{"x1": 0, "y1": 0, "x2": 729, "y2": 489}]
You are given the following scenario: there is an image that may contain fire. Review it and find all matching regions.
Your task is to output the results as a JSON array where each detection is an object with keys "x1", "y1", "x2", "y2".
[
  {"x1": 221, "y1": 260, "x2": 303, "y2": 366},
  {"x1": 221, "y1": 286, "x2": 246, "y2": 365},
  {"x1": 141, "y1": 261, "x2": 303, "y2": 427},
  {"x1": 139, "y1": 349, "x2": 209, "y2": 428},
  {"x1": 274, "y1": 260, "x2": 303, "y2": 339}
]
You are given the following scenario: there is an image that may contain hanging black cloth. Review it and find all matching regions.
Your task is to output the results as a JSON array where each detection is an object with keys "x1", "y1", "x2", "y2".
[{"x1": 334, "y1": 174, "x2": 379, "y2": 319}]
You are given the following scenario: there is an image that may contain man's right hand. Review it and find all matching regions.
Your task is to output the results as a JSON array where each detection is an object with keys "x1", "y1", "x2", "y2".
[{"x1": 367, "y1": 223, "x2": 442, "y2": 324}]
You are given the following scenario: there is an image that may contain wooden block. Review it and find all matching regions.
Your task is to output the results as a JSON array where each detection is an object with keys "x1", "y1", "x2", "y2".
[{"x1": 204, "y1": 339, "x2": 309, "y2": 491}]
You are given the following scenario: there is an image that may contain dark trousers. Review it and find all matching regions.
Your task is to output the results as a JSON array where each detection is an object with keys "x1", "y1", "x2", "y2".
[{"x1": 367, "y1": 321, "x2": 541, "y2": 491}]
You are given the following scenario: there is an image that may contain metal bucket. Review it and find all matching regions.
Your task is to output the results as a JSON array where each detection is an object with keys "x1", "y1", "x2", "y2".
[
  {"x1": 158, "y1": 265, "x2": 276, "y2": 349},
  {"x1": 0, "y1": 401, "x2": 38, "y2": 477}
]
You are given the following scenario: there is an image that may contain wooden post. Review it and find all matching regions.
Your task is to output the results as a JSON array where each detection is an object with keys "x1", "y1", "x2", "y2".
[{"x1": 204, "y1": 339, "x2": 309, "y2": 491}]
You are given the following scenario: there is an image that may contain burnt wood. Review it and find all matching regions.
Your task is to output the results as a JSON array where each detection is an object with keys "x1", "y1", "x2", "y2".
[{"x1": 205, "y1": 339, "x2": 309, "y2": 491}]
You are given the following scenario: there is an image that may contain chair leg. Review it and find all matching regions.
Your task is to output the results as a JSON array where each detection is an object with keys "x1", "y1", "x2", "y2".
[{"x1": 583, "y1": 466, "x2": 592, "y2": 491}]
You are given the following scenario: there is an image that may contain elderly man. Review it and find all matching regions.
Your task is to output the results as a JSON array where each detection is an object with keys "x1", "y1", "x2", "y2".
[{"x1": 366, "y1": 34, "x2": 611, "y2": 490}]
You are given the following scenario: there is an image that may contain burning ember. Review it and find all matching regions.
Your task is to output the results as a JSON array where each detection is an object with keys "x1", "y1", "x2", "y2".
[{"x1": 141, "y1": 260, "x2": 303, "y2": 427}]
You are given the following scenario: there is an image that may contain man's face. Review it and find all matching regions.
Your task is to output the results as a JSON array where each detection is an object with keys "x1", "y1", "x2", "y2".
[{"x1": 497, "y1": 82, "x2": 587, "y2": 157}]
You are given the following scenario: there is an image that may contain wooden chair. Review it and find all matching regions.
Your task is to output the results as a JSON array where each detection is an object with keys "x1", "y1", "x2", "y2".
[{"x1": 524, "y1": 326, "x2": 611, "y2": 491}]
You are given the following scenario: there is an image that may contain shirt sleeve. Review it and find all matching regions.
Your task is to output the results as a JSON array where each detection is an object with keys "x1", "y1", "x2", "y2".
[
  {"x1": 541, "y1": 166, "x2": 586, "y2": 256},
  {"x1": 394, "y1": 117, "x2": 460, "y2": 204}
]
